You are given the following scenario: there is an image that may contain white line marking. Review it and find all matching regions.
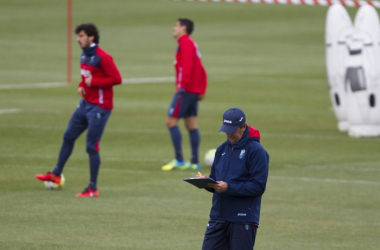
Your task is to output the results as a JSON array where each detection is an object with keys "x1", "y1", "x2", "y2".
[
  {"x1": 123, "y1": 76, "x2": 174, "y2": 84},
  {"x1": 0, "y1": 82, "x2": 64, "y2": 90},
  {"x1": 270, "y1": 175, "x2": 380, "y2": 185},
  {"x1": 165, "y1": 0, "x2": 380, "y2": 9},
  {"x1": 262, "y1": 133, "x2": 380, "y2": 141},
  {"x1": 3, "y1": 164, "x2": 153, "y2": 175},
  {"x1": 2, "y1": 123, "x2": 380, "y2": 140},
  {"x1": 0, "y1": 123, "x2": 170, "y2": 133},
  {"x1": 0, "y1": 154, "x2": 169, "y2": 163},
  {"x1": 283, "y1": 164, "x2": 380, "y2": 172},
  {"x1": 3, "y1": 160, "x2": 378, "y2": 185},
  {"x1": 0, "y1": 109, "x2": 21, "y2": 114},
  {"x1": 0, "y1": 77, "x2": 174, "y2": 90},
  {"x1": 0, "y1": 123, "x2": 341, "y2": 138}
]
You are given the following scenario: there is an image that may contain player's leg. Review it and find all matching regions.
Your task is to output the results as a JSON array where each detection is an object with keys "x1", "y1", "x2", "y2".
[
  {"x1": 76, "y1": 105, "x2": 111, "y2": 197},
  {"x1": 228, "y1": 223, "x2": 257, "y2": 250},
  {"x1": 54, "y1": 101, "x2": 88, "y2": 175},
  {"x1": 202, "y1": 220, "x2": 229, "y2": 250},
  {"x1": 183, "y1": 93, "x2": 201, "y2": 170},
  {"x1": 35, "y1": 100, "x2": 87, "y2": 184},
  {"x1": 161, "y1": 92, "x2": 186, "y2": 170},
  {"x1": 167, "y1": 116, "x2": 182, "y2": 161}
]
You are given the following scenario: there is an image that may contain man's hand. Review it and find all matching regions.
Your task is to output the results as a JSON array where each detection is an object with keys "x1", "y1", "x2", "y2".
[
  {"x1": 177, "y1": 88, "x2": 185, "y2": 98},
  {"x1": 85, "y1": 75, "x2": 92, "y2": 87},
  {"x1": 208, "y1": 181, "x2": 228, "y2": 193},
  {"x1": 196, "y1": 171, "x2": 206, "y2": 178},
  {"x1": 78, "y1": 87, "x2": 86, "y2": 97},
  {"x1": 197, "y1": 94, "x2": 205, "y2": 101}
]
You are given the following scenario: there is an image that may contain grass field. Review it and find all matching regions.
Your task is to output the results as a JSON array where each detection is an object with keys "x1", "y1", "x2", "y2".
[{"x1": 1, "y1": 0, "x2": 380, "y2": 249}]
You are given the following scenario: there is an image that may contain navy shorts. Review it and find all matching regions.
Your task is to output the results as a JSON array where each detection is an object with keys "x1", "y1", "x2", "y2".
[
  {"x1": 202, "y1": 219, "x2": 257, "y2": 250},
  {"x1": 64, "y1": 99, "x2": 111, "y2": 154},
  {"x1": 167, "y1": 91, "x2": 199, "y2": 119}
]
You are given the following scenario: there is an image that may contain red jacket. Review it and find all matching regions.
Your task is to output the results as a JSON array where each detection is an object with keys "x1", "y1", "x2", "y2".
[
  {"x1": 175, "y1": 34, "x2": 207, "y2": 94},
  {"x1": 78, "y1": 45, "x2": 122, "y2": 110}
]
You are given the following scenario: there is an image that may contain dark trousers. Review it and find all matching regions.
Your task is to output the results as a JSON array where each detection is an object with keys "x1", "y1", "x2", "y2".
[
  {"x1": 54, "y1": 99, "x2": 111, "y2": 188},
  {"x1": 64, "y1": 99, "x2": 111, "y2": 154},
  {"x1": 202, "y1": 219, "x2": 257, "y2": 250}
]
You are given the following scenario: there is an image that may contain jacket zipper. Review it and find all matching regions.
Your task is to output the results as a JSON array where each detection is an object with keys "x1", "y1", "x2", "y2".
[{"x1": 220, "y1": 146, "x2": 234, "y2": 219}]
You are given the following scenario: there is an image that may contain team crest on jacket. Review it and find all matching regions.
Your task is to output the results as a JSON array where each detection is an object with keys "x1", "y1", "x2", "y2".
[{"x1": 239, "y1": 149, "x2": 246, "y2": 159}]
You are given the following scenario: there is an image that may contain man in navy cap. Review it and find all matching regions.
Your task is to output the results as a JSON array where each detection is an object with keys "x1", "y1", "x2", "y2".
[{"x1": 197, "y1": 107, "x2": 269, "y2": 250}]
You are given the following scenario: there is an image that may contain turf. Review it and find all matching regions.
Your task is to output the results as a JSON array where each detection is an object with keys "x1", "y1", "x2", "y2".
[{"x1": 0, "y1": 0, "x2": 379, "y2": 249}]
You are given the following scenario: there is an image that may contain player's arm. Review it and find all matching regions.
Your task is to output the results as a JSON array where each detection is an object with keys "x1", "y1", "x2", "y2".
[
  {"x1": 199, "y1": 64, "x2": 207, "y2": 99},
  {"x1": 179, "y1": 39, "x2": 194, "y2": 91},
  {"x1": 90, "y1": 55, "x2": 122, "y2": 88},
  {"x1": 226, "y1": 149, "x2": 269, "y2": 197},
  {"x1": 78, "y1": 80, "x2": 86, "y2": 97}
]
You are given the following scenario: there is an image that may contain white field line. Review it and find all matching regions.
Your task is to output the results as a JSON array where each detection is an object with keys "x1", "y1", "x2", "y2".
[
  {"x1": 0, "y1": 123, "x2": 171, "y2": 133},
  {"x1": 3, "y1": 153, "x2": 378, "y2": 173},
  {"x1": 0, "y1": 154, "x2": 167, "y2": 162},
  {"x1": 0, "y1": 109, "x2": 21, "y2": 115},
  {"x1": 0, "y1": 76, "x2": 174, "y2": 90},
  {"x1": 1, "y1": 122, "x2": 378, "y2": 140},
  {"x1": 2, "y1": 158, "x2": 378, "y2": 185},
  {"x1": 165, "y1": 0, "x2": 380, "y2": 9},
  {"x1": 122, "y1": 76, "x2": 174, "y2": 84},
  {"x1": 283, "y1": 164, "x2": 380, "y2": 172},
  {"x1": 0, "y1": 123, "x2": 341, "y2": 138},
  {"x1": 0, "y1": 82, "x2": 64, "y2": 90},
  {"x1": 1, "y1": 123, "x2": 375, "y2": 140},
  {"x1": 3, "y1": 164, "x2": 154, "y2": 175},
  {"x1": 261, "y1": 133, "x2": 348, "y2": 140},
  {"x1": 270, "y1": 175, "x2": 380, "y2": 185}
]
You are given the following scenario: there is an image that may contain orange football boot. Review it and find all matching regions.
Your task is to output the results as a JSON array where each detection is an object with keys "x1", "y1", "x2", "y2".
[
  {"x1": 35, "y1": 172, "x2": 62, "y2": 185},
  {"x1": 76, "y1": 187, "x2": 99, "y2": 198}
]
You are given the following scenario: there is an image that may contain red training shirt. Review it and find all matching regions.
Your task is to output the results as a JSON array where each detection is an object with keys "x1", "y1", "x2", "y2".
[
  {"x1": 78, "y1": 45, "x2": 122, "y2": 110},
  {"x1": 175, "y1": 34, "x2": 207, "y2": 95}
]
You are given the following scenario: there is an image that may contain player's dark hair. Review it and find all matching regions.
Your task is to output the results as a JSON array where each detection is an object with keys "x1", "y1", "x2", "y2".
[
  {"x1": 178, "y1": 18, "x2": 194, "y2": 35},
  {"x1": 75, "y1": 23, "x2": 100, "y2": 44},
  {"x1": 239, "y1": 123, "x2": 247, "y2": 129}
]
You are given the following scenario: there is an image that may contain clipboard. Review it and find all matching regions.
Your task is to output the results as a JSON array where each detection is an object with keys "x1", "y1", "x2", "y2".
[{"x1": 183, "y1": 177, "x2": 217, "y2": 189}]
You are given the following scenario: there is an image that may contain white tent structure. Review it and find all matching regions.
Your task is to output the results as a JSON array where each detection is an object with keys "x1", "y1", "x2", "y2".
[
  {"x1": 326, "y1": 4, "x2": 380, "y2": 137},
  {"x1": 325, "y1": 4, "x2": 353, "y2": 132}
]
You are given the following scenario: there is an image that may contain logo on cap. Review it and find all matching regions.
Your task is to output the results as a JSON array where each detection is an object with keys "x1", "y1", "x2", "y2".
[{"x1": 219, "y1": 108, "x2": 246, "y2": 133}]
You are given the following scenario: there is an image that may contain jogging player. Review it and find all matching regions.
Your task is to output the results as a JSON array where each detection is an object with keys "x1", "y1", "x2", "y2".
[
  {"x1": 35, "y1": 23, "x2": 122, "y2": 197},
  {"x1": 161, "y1": 18, "x2": 207, "y2": 171}
]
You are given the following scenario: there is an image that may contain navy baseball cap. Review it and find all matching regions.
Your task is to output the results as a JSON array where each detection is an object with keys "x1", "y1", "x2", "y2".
[{"x1": 219, "y1": 108, "x2": 246, "y2": 133}]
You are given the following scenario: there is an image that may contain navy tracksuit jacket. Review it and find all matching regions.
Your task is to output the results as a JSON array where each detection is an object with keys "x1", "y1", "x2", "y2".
[{"x1": 207, "y1": 126, "x2": 269, "y2": 226}]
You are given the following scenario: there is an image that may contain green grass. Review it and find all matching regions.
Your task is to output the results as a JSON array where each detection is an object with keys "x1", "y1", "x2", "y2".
[{"x1": 0, "y1": 1, "x2": 379, "y2": 249}]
